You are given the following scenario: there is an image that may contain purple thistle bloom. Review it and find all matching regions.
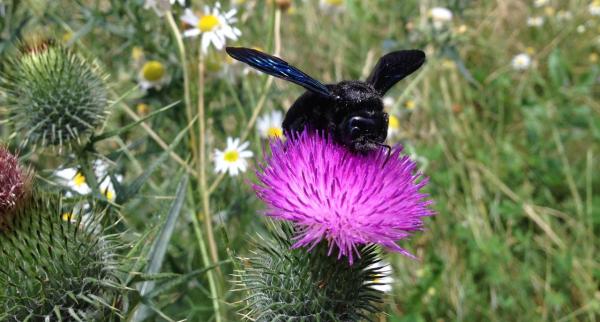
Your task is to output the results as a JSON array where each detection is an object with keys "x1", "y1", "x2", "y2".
[
  {"x1": 253, "y1": 130, "x2": 434, "y2": 264},
  {"x1": 0, "y1": 147, "x2": 27, "y2": 215}
]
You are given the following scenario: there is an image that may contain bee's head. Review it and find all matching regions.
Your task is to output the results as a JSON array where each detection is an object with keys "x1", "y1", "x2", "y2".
[{"x1": 332, "y1": 81, "x2": 389, "y2": 153}]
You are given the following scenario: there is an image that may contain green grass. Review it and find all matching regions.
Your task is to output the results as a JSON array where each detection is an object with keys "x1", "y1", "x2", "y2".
[{"x1": 1, "y1": 0, "x2": 599, "y2": 321}]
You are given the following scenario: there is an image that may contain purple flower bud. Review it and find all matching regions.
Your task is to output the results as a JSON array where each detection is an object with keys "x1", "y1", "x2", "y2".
[{"x1": 0, "y1": 147, "x2": 27, "y2": 215}]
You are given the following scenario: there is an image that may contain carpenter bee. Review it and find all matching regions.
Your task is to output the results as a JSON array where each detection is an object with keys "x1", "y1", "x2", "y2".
[{"x1": 226, "y1": 47, "x2": 425, "y2": 152}]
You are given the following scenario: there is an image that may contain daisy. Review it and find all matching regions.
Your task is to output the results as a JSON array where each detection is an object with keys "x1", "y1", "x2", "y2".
[
  {"x1": 319, "y1": 0, "x2": 345, "y2": 13},
  {"x1": 214, "y1": 137, "x2": 253, "y2": 176},
  {"x1": 367, "y1": 261, "x2": 394, "y2": 293},
  {"x1": 180, "y1": 3, "x2": 241, "y2": 54},
  {"x1": 527, "y1": 16, "x2": 545, "y2": 27},
  {"x1": 429, "y1": 7, "x2": 453, "y2": 29},
  {"x1": 382, "y1": 96, "x2": 395, "y2": 109},
  {"x1": 511, "y1": 53, "x2": 532, "y2": 71},
  {"x1": 138, "y1": 60, "x2": 170, "y2": 90},
  {"x1": 590, "y1": 0, "x2": 600, "y2": 16},
  {"x1": 256, "y1": 110, "x2": 284, "y2": 139},
  {"x1": 387, "y1": 114, "x2": 400, "y2": 139},
  {"x1": 55, "y1": 160, "x2": 122, "y2": 201}
]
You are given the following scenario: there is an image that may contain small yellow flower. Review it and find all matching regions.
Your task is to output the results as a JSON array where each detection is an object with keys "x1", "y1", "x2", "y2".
[
  {"x1": 131, "y1": 46, "x2": 144, "y2": 61},
  {"x1": 544, "y1": 6, "x2": 556, "y2": 16},
  {"x1": 73, "y1": 172, "x2": 86, "y2": 187},
  {"x1": 387, "y1": 115, "x2": 400, "y2": 138},
  {"x1": 590, "y1": 53, "x2": 599, "y2": 63},
  {"x1": 62, "y1": 212, "x2": 74, "y2": 221},
  {"x1": 62, "y1": 32, "x2": 73, "y2": 44},
  {"x1": 525, "y1": 47, "x2": 536, "y2": 55},
  {"x1": 136, "y1": 103, "x2": 150, "y2": 116},
  {"x1": 404, "y1": 100, "x2": 416, "y2": 110}
]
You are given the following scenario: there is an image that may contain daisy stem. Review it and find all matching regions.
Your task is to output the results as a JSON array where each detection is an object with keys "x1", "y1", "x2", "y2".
[
  {"x1": 197, "y1": 47, "x2": 222, "y2": 321},
  {"x1": 166, "y1": 12, "x2": 198, "y2": 166},
  {"x1": 207, "y1": 9, "x2": 282, "y2": 194}
]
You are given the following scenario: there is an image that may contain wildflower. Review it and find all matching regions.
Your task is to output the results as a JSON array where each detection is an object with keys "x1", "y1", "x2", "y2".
[
  {"x1": 254, "y1": 130, "x2": 433, "y2": 264},
  {"x1": 0, "y1": 148, "x2": 28, "y2": 214},
  {"x1": 1, "y1": 43, "x2": 108, "y2": 150},
  {"x1": 534, "y1": 0, "x2": 549, "y2": 7},
  {"x1": 144, "y1": 0, "x2": 185, "y2": 16},
  {"x1": 131, "y1": 46, "x2": 145, "y2": 62},
  {"x1": 382, "y1": 96, "x2": 395, "y2": 109},
  {"x1": 257, "y1": 110, "x2": 284, "y2": 139},
  {"x1": 367, "y1": 261, "x2": 394, "y2": 293},
  {"x1": 138, "y1": 60, "x2": 169, "y2": 90},
  {"x1": 404, "y1": 99, "x2": 416, "y2": 110},
  {"x1": 576, "y1": 25, "x2": 586, "y2": 33},
  {"x1": 54, "y1": 160, "x2": 122, "y2": 201},
  {"x1": 319, "y1": 0, "x2": 345, "y2": 13},
  {"x1": 527, "y1": 16, "x2": 545, "y2": 27},
  {"x1": 214, "y1": 137, "x2": 253, "y2": 176},
  {"x1": 590, "y1": 0, "x2": 600, "y2": 16},
  {"x1": 387, "y1": 114, "x2": 400, "y2": 138},
  {"x1": 429, "y1": 7, "x2": 453, "y2": 29},
  {"x1": 180, "y1": 3, "x2": 241, "y2": 54},
  {"x1": 511, "y1": 53, "x2": 532, "y2": 71},
  {"x1": 544, "y1": 6, "x2": 556, "y2": 16},
  {"x1": 136, "y1": 103, "x2": 150, "y2": 116}
]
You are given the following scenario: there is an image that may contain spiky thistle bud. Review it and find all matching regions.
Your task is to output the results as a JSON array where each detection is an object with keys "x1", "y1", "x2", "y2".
[
  {"x1": 0, "y1": 194, "x2": 123, "y2": 320},
  {"x1": 1, "y1": 41, "x2": 109, "y2": 150},
  {"x1": 0, "y1": 146, "x2": 30, "y2": 217},
  {"x1": 235, "y1": 223, "x2": 388, "y2": 322}
]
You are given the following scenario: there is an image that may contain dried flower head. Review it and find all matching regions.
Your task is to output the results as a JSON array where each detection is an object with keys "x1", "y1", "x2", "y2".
[
  {"x1": 254, "y1": 130, "x2": 433, "y2": 264},
  {"x1": 0, "y1": 147, "x2": 28, "y2": 215},
  {"x1": 1, "y1": 42, "x2": 109, "y2": 150}
]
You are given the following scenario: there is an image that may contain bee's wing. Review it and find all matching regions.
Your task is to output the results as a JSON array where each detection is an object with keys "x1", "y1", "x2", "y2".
[
  {"x1": 366, "y1": 50, "x2": 426, "y2": 95},
  {"x1": 226, "y1": 47, "x2": 332, "y2": 97}
]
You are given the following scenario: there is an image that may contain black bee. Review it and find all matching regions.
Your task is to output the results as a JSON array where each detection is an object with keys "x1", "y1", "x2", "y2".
[{"x1": 226, "y1": 47, "x2": 425, "y2": 152}]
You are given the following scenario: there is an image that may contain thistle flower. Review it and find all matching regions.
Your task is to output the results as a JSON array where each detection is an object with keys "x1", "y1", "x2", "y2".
[
  {"x1": 235, "y1": 222, "x2": 388, "y2": 321},
  {"x1": 1, "y1": 43, "x2": 108, "y2": 150},
  {"x1": 180, "y1": 3, "x2": 241, "y2": 53},
  {"x1": 0, "y1": 194, "x2": 123, "y2": 320},
  {"x1": 254, "y1": 130, "x2": 433, "y2": 264},
  {"x1": 0, "y1": 147, "x2": 28, "y2": 215},
  {"x1": 256, "y1": 110, "x2": 284, "y2": 139}
]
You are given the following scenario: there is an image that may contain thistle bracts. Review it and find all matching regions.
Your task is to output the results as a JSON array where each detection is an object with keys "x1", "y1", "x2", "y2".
[
  {"x1": 235, "y1": 223, "x2": 387, "y2": 322},
  {"x1": 0, "y1": 194, "x2": 123, "y2": 321},
  {"x1": 1, "y1": 41, "x2": 109, "y2": 150},
  {"x1": 0, "y1": 146, "x2": 30, "y2": 217}
]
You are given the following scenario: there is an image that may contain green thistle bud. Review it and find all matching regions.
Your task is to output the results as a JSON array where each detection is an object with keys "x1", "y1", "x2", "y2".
[
  {"x1": 0, "y1": 194, "x2": 123, "y2": 320},
  {"x1": 1, "y1": 41, "x2": 109, "y2": 150},
  {"x1": 235, "y1": 223, "x2": 387, "y2": 322}
]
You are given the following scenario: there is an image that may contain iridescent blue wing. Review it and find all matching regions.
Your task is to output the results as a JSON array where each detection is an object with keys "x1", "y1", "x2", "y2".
[
  {"x1": 226, "y1": 47, "x2": 332, "y2": 97},
  {"x1": 366, "y1": 50, "x2": 426, "y2": 95}
]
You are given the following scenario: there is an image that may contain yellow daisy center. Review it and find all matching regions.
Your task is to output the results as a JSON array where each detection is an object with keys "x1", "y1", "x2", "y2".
[
  {"x1": 404, "y1": 100, "x2": 416, "y2": 110},
  {"x1": 73, "y1": 172, "x2": 86, "y2": 187},
  {"x1": 142, "y1": 60, "x2": 166, "y2": 82},
  {"x1": 198, "y1": 15, "x2": 220, "y2": 32},
  {"x1": 224, "y1": 150, "x2": 240, "y2": 163},
  {"x1": 267, "y1": 127, "x2": 283, "y2": 138},
  {"x1": 62, "y1": 212, "x2": 73, "y2": 221},
  {"x1": 324, "y1": 0, "x2": 343, "y2": 5},
  {"x1": 104, "y1": 189, "x2": 115, "y2": 201},
  {"x1": 389, "y1": 115, "x2": 400, "y2": 129},
  {"x1": 137, "y1": 103, "x2": 150, "y2": 115}
]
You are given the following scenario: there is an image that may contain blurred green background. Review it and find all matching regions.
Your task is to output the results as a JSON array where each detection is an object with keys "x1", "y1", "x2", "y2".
[{"x1": 1, "y1": 0, "x2": 599, "y2": 321}]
